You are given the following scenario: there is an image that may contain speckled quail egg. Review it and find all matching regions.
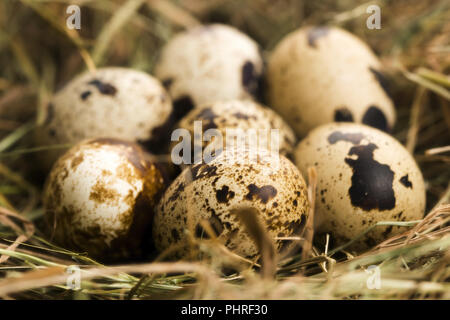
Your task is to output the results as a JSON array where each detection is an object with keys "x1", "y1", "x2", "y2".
[
  {"x1": 267, "y1": 26, "x2": 396, "y2": 137},
  {"x1": 173, "y1": 99, "x2": 296, "y2": 159},
  {"x1": 294, "y1": 123, "x2": 425, "y2": 251},
  {"x1": 43, "y1": 138, "x2": 167, "y2": 261},
  {"x1": 153, "y1": 146, "x2": 309, "y2": 259},
  {"x1": 154, "y1": 24, "x2": 263, "y2": 120},
  {"x1": 36, "y1": 67, "x2": 173, "y2": 171}
]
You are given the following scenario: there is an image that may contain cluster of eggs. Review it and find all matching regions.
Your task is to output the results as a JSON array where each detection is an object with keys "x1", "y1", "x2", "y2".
[{"x1": 40, "y1": 24, "x2": 425, "y2": 261}]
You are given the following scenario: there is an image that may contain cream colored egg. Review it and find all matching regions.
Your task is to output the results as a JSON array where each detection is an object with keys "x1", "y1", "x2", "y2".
[
  {"x1": 174, "y1": 99, "x2": 296, "y2": 159},
  {"x1": 267, "y1": 26, "x2": 396, "y2": 137},
  {"x1": 153, "y1": 147, "x2": 309, "y2": 259},
  {"x1": 154, "y1": 24, "x2": 263, "y2": 120},
  {"x1": 43, "y1": 138, "x2": 167, "y2": 261},
  {"x1": 294, "y1": 123, "x2": 425, "y2": 251},
  {"x1": 36, "y1": 67, "x2": 173, "y2": 171}
]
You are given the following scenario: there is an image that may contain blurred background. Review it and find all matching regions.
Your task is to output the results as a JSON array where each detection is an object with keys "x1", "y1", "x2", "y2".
[{"x1": 0, "y1": 0, "x2": 448, "y2": 299}]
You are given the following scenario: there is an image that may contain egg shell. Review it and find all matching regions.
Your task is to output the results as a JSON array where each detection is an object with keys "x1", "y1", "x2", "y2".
[
  {"x1": 174, "y1": 99, "x2": 296, "y2": 158},
  {"x1": 154, "y1": 24, "x2": 263, "y2": 120},
  {"x1": 153, "y1": 147, "x2": 309, "y2": 259},
  {"x1": 294, "y1": 123, "x2": 425, "y2": 250},
  {"x1": 36, "y1": 67, "x2": 173, "y2": 171},
  {"x1": 266, "y1": 26, "x2": 396, "y2": 137},
  {"x1": 43, "y1": 138, "x2": 167, "y2": 261}
]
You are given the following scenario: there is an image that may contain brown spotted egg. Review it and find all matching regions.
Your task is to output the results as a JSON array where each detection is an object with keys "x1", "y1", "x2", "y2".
[
  {"x1": 153, "y1": 147, "x2": 309, "y2": 259},
  {"x1": 173, "y1": 100, "x2": 296, "y2": 159},
  {"x1": 36, "y1": 67, "x2": 173, "y2": 171},
  {"x1": 154, "y1": 24, "x2": 263, "y2": 120},
  {"x1": 294, "y1": 123, "x2": 425, "y2": 251},
  {"x1": 43, "y1": 138, "x2": 167, "y2": 261},
  {"x1": 267, "y1": 26, "x2": 396, "y2": 137}
]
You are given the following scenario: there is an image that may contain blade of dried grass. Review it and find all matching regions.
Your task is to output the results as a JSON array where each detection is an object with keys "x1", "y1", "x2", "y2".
[
  {"x1": 127, "y1": 218, "x2": 227, "y2": 299},
  {"x1": 373, "y1": 204, "x2": 450, "y2": 249},
  {"x1": 332, "y1": 1, "x2": 382, "y2": 24},
  {"x1": 0, "y1": 261, "x2": 216, "y2": 297},
  {"x1": 406, "y1": 87, "x2": 426, "y2": 153},
  {"x1": 0, "y1": 248, "x2": 62, "y2": 268},
  {"x1": 198, "y1": 218, "x2": 219, "y2": 240},
  {"x1": 197, "y1": 239, "x2": 261, "y2": 269},
  {"x1": 127, "y1": 274, "x2": 150, "y2": 299},
  {"x1": 35, "y1": 62, "x2": 55, "y2": 126},
  {"x1": 425, "y1": 145, "x2": 450, "y2": 155},
  {"x1": 0, "y1": 121, "x2": 34, "y2": 153},
  {"x1": 194, "y1": 220, "x2": 260, "y2": 270},
  {"x1": 8, "y1": 38, "x2": 40, "y2": 87},
  {"x1": 0, "y1": 164, "x2": 38, "y2": 213},
  {"x1": 0, "y1": 235, "x2": 29, "y2": 264},
  {"x1": 0, "y1": 242, "x2": 74, "y2": 266},
  {"x1": 230, "y1": 206, "x2": 276, "y2": 279},
  {"x1": 277, "y1": 255, "x2": 329, "y2": 274},
  {"x1": 20, "y1": 0, "x2": 96, "y2": 72},
  {"x1": 0, "y1": 144, "x2": 73, "y2": 159},
  {"x1": 0, "y1": 266, "x2": 67, "y2": 297},
  {"x1": 403, "y1": 70, "x2": 450, "y2": 100},
  {"x1": 440, "y1": 98, "x2": 450, "y2": 129},
  {"x1": 404, "y1": 204, "x2": 450, "y2": 245},
  {"x1": 92, "y1": 0, "x2": 146, "y2": 65},
  {"x1": 328, "y1": 220, "x2": 422, "y2": 256},
  {"x1": 0, "y1": 207, "x2": 34, "y2": 236},
  {"x1": 417, "y1": 68, "x2": 450, "y2": 88},
  {"x1": 0, "y1": 206, "x2": 35, "y2": 263},
  {"x1": 147, "y1": 0, "x2": 200, "y2": 28},
  {"x1": 0, "y1": 194, "x2": 14, "y2": 210},
  {"x1": 301, "y1": 166, "x2": 317, "y2": 260},
  {"x1": 346, "y1": 234, "x2": 450, "y2": 273},
  {"x1": 184, "y1": 167, "x2": 202, "y2": 261}
]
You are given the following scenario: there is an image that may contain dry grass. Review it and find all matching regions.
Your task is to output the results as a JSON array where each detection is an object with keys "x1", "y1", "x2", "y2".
[{"x1": 0, "y1": 0, "x2": 449, "y2": 300}]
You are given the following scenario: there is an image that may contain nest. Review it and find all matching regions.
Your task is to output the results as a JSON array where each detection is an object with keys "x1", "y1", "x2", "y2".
[{"x1": 0, "y1": 0, "x2": 449, "y2": 299}]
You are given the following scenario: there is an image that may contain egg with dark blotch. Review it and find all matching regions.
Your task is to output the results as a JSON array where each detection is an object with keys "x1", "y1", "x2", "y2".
[
  {"x1": 36, "y1": 67, "x2": 173, "y2": 171},
  {"x1": 43, "y1": 138, "x2": 167, "y2": 261},
  {"x1": 294, "y1": 123, "x2": 425, "y2": 251},
  {"x1": 153, "y1": 147, "x2": 309, "y2": 259},
  {"x1": 266, "y1": 26, "x2": 396, "y2": 137},
  {"x1": 173, "y1": 99, "x2": 296, "y2": 159},
  {"x1": 154, "y1": 24, "x2": 264, "y2": 121}
]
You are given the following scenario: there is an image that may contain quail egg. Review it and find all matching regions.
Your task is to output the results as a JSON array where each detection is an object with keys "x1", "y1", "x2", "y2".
[
  {"x1": 294, "y1": 123, "x2": 425, "y2": 250},
  {"x1": 173, "y1": 99, "x2": 296, "y2": 160},
  {"x1": 36, "y1": 67, "x2": 173, "y2": 171},
  {"x1": 153, "y1": 146, "x2": 309, "y2": 259},
  {"x1": 154, "y1": 24, "x2": 263, "y2": 120},
  {"x1": 43, "y1": 138, "x2": 167, "y2": 261},
  {"x1": 267, "y1": 26, "x2": 396, "y2": 137}
]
